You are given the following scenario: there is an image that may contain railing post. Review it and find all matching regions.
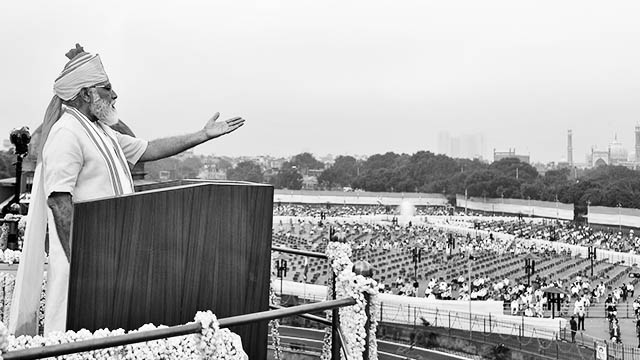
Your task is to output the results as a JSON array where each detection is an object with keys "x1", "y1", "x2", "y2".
[
  {"x1": 364, "y1": 292, "x2": 371, "y2": 360},
  {"x1": 435, "y1": 309, "x2": 438, "y2": 327},
  {"x1": 331, "y1": 273, "x2": 340, "y2": 360},
  {"x1": 489, "y1": 313, "x2": 492, "y2": 333}
]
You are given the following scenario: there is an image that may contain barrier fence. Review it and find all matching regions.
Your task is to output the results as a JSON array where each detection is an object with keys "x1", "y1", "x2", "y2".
[
  {"x1": 455, "y1": 195, "x2": 575, "y2": 220},
  {"x1": 381, "y1": 306, "x2": 640, "y2": 360},
  {"x1": 589, "y1": 205, "x2": 640, "y2": 229},
  {"x1": 274, "y1": 190, "x2": 449, "y2": 206}
]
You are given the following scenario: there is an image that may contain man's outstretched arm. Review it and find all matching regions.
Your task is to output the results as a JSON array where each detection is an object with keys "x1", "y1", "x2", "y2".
[
  {"x1": 139, "y1": 112, "x2": 244, "y2": 162},
  {"x1": 47, "y1": 192, "x2": 73, "y2": 262}
]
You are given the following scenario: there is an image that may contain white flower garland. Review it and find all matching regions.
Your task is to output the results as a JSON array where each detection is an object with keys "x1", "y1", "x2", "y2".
[
  {"x1": 319, "y1": 327, "x2": 332, "y2": 360},
  {"x1": 324, "y1": 242, "x2": 378, "y2": 360},
  {"x1": 0, "y1": 273, "x2": 15, "y2": 327},
  {"x1": 0, "y1": 311, "x2": 248, "y2": 359},
  {"x1": 0, "y1": 224, "x2": 8, "y2": 251},
  {"x1": 268, "y1": 285, "x2": 282, "y2": 360},
  {"x1": 0, "y1": 249, "x2": 21, "y2": 265}
]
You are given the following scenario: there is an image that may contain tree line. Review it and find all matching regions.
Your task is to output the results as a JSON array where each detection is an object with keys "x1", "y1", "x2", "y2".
[
  {"x1": 235, "y1": 150, "x2": 640, "y2": 209},
  {"x1": 130, "y1": 150, "x2": 640, "y2": 210}
]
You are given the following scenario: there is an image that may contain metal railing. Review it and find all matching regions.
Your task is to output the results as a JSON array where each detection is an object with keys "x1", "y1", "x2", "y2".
[{"x1": 3, "y1": 298, "x2": 357, "y2": 360}]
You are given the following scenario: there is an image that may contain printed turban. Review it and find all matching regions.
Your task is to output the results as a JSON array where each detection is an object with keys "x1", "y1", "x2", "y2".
[{"x1": 53, "y1": 52, "x2": 109, "y2": 101}]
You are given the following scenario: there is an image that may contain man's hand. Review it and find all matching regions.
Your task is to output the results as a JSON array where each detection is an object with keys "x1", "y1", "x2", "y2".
[{"x1": 203, "y1": 112, "x2": 245, "y2": 140}]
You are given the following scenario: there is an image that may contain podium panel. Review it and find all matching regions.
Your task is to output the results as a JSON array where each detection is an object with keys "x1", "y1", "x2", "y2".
[{"x1": 68, "y1": 182, "x2": 273, "y2": 359}]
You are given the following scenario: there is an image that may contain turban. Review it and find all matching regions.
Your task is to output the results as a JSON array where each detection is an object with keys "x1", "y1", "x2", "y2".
[
  {"x1": 53, "y1": 52, "x2": 109, "y2": 101},
  {"x1": 36, "y1": 45, "x2": 110, "y2": 159}
]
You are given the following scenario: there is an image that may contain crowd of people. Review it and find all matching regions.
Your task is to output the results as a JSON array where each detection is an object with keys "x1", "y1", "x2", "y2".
[
  {"x1": 273, "y1": 216, "x2": 637, "y2": 318},
  {"x1": 273, "y1": 203, "x2": 463, "y2": 218},
  {"x1": 271, "y1": 202, "x2": 640, "y2": 348},
  {"x1": 470, "y1": 218, "x2": 640, "y2": 253}
]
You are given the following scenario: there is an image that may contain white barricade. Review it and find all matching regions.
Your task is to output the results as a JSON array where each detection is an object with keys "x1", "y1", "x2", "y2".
[
  {"x1": 275, "y1": 280, "x2": 563, "y2": 339},
  {"x1": 274, "y1": 190, "x2": 448, "y2": 206},
  {"x1": 456, "y1": 195, "x2": 574, "y2": 221},
  {"x1": 589, "y1": 205, "x2": 640, "y2": 228}
]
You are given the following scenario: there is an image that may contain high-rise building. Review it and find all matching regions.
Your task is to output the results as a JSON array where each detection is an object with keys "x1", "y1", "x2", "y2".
[
  {"x1": 437, "y1": 131, "x2": 485, "y2": 159},
  {"x1": 635, "y1": 125, "x2": 640, "y2": 163},
  {"x1": 450, "y1": 137, "x2": 461, "y2": 158},
  {"x1": 437, "y1": 131, "x2": 450, "y2": 155},
  {"x1": 567, "y1": 130, "x2": 573, "y2": 166}
]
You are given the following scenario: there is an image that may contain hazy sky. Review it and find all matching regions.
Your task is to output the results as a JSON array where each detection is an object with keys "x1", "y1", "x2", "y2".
[{"x1": 2, "y1": 0, "x2": 640, "y2": 163}]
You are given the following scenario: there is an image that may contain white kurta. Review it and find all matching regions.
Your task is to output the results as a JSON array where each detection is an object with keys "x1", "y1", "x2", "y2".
[{"x1": 41, "y1": 107, "x2": 147, "y2": 333}]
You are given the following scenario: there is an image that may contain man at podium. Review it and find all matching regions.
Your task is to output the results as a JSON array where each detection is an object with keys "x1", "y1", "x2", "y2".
[{"x1": 10, "y1": 44, "x2": 245, "y2": 335}]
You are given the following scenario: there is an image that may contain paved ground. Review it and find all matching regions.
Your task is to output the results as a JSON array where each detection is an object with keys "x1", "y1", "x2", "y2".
[{"x1": 569, "y1": 317, "x2": 639, "y2": 347}]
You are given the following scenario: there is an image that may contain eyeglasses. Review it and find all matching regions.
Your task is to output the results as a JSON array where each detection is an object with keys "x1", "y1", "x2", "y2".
[{"x1": 91, "y1": 83, "x2": 113, "y2": 92}]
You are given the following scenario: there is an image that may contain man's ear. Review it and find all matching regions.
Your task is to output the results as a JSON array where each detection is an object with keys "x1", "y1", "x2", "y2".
[{"x1": 79, "y1": 88, "x2": 92, "y2": 103}]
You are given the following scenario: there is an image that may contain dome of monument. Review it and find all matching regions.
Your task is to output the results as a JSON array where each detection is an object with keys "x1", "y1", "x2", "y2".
[{"x1": 609, "y1": 137, "x2": 628, "y2": 162}]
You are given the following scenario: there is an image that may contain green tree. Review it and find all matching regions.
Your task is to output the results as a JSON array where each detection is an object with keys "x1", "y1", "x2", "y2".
[
  {"x1": 0, "y1": 151, "x2": 15, "y2": 179},
  {"x1": 489, "y1": 158, "x2": 539, "y2": 181},
  {"x1": 179, "y1": 156, "x2": 203, "y2": 179},
  {"x1": 317, "y1": 155, "x2": 358, "y2": 189},
  {"x1": 145, "y1": 157, "x2": 180, "y2": 180},
  {"x1": 227, "y1": 161, "x2": 264, "y2": 183},
  {"x1": 289, "y1": 153, "x2": 324, "y2": 173},
  {"x1": 271, "y1": 167, "x2": 303, "y2": 189}
]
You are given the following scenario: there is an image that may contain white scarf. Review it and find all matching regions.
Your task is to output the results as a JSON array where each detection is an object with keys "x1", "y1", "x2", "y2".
[{"x1": 9, "y1": 107, "x2": 133, "y2": 335}]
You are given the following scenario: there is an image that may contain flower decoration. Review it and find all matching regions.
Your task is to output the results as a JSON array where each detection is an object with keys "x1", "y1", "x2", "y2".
[
  {"x1": 324, "y1": 241, "x2": 378, "y2": 360},
  {"x1": 0, "y1": 311, "x2": 248, "y2": 359},
  {"x1": 268, "y1": 286, "x2": 282, "y2": 360}
]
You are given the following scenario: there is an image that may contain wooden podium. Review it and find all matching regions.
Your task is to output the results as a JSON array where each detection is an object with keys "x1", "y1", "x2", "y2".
[{"x1": 67, "y1": 181, "x2": 273, "y2": 360}]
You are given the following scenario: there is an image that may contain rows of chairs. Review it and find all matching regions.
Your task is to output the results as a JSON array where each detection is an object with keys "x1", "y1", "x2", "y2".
[{"x1": 271, "y1": 223, "x2": 638, "y2": 301}]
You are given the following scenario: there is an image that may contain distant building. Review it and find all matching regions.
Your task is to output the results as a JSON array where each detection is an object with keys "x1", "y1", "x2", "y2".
[
  {"x1": 450, "y1": 137, "x2": 461, "y2": 158},
  {"x1": 437, "y1": 131, "x2": 485, "y2": 159},
  {"x1": 437, "y1": 132, "x2": 451, "y2": 155},
  {"x1": 302, "y1": 175, "x2": 318, "y2": 190},
  {"x1": 307, "y1": 169, "x2": 324, "y2": 177},
  {"x1": 567, "y1": 130, "x2": 573, "y2": 166},
  {"x1": 636, "y1": 125, "x2": 640, "y2": 163},
  {"x1": 493, "y1": 149, "x2": 530, "y2": 164},
  {"x1": 198, "y1": 163, "x2": 227, "y2": 180},
  {"x1": 586, "y1": 135, "x2": 633, "y2": 168}
]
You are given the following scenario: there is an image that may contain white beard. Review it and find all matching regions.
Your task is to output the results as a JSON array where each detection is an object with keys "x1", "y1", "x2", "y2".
[{"x1": 89, "y1": 89, "x2": 119, "y2": 126}]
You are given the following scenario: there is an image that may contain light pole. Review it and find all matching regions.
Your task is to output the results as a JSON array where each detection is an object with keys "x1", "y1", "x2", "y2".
[
  {"x1": 528, "y1": 196, "x2": 532, "y2": 218},
  {"x1": 501, "y1": 192, "x2": 504, "y2": 217},
  {"x1": 524, "y1": 258, "x2": 536, "y2": 287},
  {"x1": 555, "y1": 195, "x2": 559, "y2": 223},
  {"x1": 617, "y1": 203, "x2": 622, "y2": 232},
  {"x1": 276, "y1": 258, "x2": 289, "y2": 299},
  {"x1": 411, "y1": 247, "x2": 422, "y2": 282},
  {"x1": 588, "y1": 246, "x2": 596, "y2": 278},
  {"x1": 586, "y1": 200, "x2": 591, "y2": 227},
  {"x1": 467, "y1": 247, "x2": 475, "y2": 333},
  {"x1": 465, "y1": 188, "x2": 468, "y2": 215}
]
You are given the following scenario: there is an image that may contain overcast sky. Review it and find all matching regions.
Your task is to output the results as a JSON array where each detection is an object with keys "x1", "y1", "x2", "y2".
[{"x1": 1, "y1": 0, "x2": 640, "y2": 163}]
